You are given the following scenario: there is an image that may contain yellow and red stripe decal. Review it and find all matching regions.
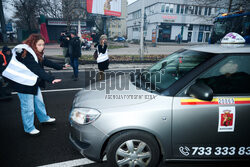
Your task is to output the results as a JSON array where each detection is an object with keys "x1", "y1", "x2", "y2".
[{"x1": 181, "y1": 97, "x2": 250, "y2": 105}]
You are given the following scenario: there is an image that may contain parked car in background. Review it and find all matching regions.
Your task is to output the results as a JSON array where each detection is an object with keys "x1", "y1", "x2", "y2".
[
  {"x1": 69, "y1": 34, "x2": 250, "y2": 167},
  {"x1": 114, "y1": 36, "x2": 126, "y2": 42}
]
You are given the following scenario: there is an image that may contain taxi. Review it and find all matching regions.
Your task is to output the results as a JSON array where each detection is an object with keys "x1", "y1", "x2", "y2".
[{"x1": 69, "y1": 33, "x2": 250, "y2": 167}]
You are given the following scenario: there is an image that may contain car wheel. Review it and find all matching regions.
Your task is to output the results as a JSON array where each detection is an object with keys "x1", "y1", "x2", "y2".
[{"x1": 106, "y1": 130, "x2": 160, "y2": 167}]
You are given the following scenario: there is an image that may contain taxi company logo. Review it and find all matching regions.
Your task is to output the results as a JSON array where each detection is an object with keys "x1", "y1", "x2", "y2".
[
  {"x1": 218, "y1": 107, "x2": 235, "y2": 132},
  {"x1": 221, "y1": 110, "x2": 233, "y2": 127}
]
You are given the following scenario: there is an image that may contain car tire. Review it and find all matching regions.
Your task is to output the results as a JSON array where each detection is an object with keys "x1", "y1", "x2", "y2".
[{"x1": 106, "y1": 130, "x2": 160, "y2": 167}]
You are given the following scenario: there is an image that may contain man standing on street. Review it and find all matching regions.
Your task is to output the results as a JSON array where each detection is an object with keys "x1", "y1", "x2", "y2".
[
  {"x1": 68, "y1": 30, "x2": 81, "y2": 81},
  {"x1": 59, "y1": 31, "x2": 70, "y2": 67}
]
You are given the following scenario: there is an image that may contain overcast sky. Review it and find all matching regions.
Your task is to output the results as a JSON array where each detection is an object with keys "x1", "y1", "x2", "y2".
[{"x1": 128, "y1": 0, "x2": 137, "y2": 5}]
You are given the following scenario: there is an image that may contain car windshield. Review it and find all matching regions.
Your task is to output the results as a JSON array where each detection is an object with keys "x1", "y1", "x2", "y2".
[{"x1": 137, "y1": 49, "x2": 212, "y2": 93}]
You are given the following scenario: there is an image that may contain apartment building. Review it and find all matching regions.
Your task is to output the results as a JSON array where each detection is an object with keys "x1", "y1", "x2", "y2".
[
  {"x1": 127, "y1": 0, "x2": 227, "y2": 43},
  {"x1": 107, "y1": 0, "x2": 127, "y2": 38}
]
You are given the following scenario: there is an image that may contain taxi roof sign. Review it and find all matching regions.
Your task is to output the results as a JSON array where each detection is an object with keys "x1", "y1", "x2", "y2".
[{"x1": 221, "y1": 32, "x2": 246, "y2": 44}]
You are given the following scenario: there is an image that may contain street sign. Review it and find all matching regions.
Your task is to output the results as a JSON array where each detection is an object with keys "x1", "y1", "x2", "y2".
[{"x1": 6, "y1": 22, "x2": 12, "y2": 31}]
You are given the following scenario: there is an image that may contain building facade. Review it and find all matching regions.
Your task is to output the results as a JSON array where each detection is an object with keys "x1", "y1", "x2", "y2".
[
  {"x1": 127, "y1": 0, "x2": 227, "y2": 43},
  {"x1": 107, "y1": 0, "x2": 127, "y2": 38}
]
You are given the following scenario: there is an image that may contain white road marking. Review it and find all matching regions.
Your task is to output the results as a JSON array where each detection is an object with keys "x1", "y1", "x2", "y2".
[
  {"x1": 11, "y1": 88, "x2": 83, "y2": 95},
  {"x1": 37, "y1": 158, "x2": 94, "y2": 167}
]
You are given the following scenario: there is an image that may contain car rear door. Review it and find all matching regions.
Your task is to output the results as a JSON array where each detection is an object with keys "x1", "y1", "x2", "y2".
[{"x1": 171, "y1": 54, "x2": 250, "y2": 160}]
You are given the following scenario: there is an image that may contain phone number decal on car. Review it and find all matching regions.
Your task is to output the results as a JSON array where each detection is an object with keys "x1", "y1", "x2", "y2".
[{"x1": 179, "y1": 146, "x2": 250, "y2": 156}]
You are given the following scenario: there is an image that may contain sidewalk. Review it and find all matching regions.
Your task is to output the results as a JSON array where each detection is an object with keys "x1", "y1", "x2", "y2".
[
  {"x1": 45, "y1": 42, "x2": 202, "y2": 70},
  {"x1": 44, "y1": 42, "x2": 199, "y2": 56},
  {"x1": 46, "y1": 54, "x2": 153, "y2": 70}
]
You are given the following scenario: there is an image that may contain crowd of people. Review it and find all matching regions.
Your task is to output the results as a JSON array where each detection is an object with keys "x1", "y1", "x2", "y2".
[
  {"x1": 0, "y1": 31, "x2": 109, "y2": 136},
  {"x1": 59, "y1": 30, "x2": 109, "y2": 81}
]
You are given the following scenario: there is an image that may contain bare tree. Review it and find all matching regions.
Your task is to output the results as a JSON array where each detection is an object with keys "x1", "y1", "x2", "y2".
[
  {"x1": 12, "y1": 0, "x2": 40, "y2": 33},
  {"x1": 61, "y1": 0, "x2": 104, "y2": 35},
  {"x1": 41, "y1": 0, "x2": 63, "y2": 18},
  {"x1": 62, "y1": 0, "x2": 86, "y2": 30},
  {"x1": 11, "y1": 0, "x2": 65, "y2": 34},
  {"x1": 0, "y1": 0, "x2": 7, "y2": 42},
  {"x1": 193, "y1": 0, "x2": 250, "y2": 14},
  {"x1": 229, "y1": 0, "x2": 250, "y2": 12}
]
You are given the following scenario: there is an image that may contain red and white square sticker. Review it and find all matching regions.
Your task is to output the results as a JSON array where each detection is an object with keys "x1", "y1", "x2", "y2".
[{"x1": 218, "y1": 107, "x2": 235, "y2": 132}]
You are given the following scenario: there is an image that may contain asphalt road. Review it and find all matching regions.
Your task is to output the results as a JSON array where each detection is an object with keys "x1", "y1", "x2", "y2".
[{"x1": 0, "y1": 70, "x2": 249, "y2": 167}]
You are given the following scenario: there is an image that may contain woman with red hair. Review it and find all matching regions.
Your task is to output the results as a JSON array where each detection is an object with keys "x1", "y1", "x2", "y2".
[{"x1": 3, "y1": 34, "x2": 64, "y2": 135}]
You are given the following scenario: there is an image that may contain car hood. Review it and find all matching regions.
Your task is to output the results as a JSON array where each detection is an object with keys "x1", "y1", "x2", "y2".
[{"x1": 73, "y1": 74, "x2": 157, "y2": 110}]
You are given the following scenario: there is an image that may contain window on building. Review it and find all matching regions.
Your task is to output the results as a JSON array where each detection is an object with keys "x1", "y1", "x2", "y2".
[
  {"x1": 205, "y1": 25, "x2": 211, "y2": 31},
  {"x1": 170, "y1": 4, "x2": 174, "y2": 13},
  {"x1": 181, "y1": 5, "x2": 184, "y2": 14},
  {"x1": 176, "y1": 4, "x2": 180, "y2": 14},
  {"x1": 161, "y1": 4, "x2": 165, "y2": 13},
  {"x1": 80, "y1": 0, "x2": 84, "y2": 8},
  {"x1": 133, "y1": 28, "x2": 139, "y2": 31},
  {"x1": 204, "y1": 7, "x2": 208, "y2": 15},
  {"x1": 145, "y1": 6, "x2": 149, "y2": 15},
  {"x1": 152, "y1": 5, "x2": 155, "y2": 14},
  {"x1": 199, "y1": 7, "x2": 202, "y2": 15},
  {"x1": 128, "y1": 14, "x2": 133, "y2": 20},
  {"x1": 166, "y1": 4, "x2": 169, "y2": 13},
  {"x1": 199, "y1": 25, "x2": 204, "y2": 31},
  {"x1": 185, "y1": 6, "x2": 188, "y2": 14},
  {"x1": 190, "y1": 6, "x2": 194, "y2": 14},
  {"x1": 208, "y1": 8, "x2": 212, "y2": 15},
  {"x1": 195, "y1": 6, "x2": 198, "y2": 15},
  {"x1": 188, "y1": 24, "x2": 193, "y2": 30}
]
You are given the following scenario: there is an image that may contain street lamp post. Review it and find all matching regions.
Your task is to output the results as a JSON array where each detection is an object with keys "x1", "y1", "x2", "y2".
[{"x1": 140, "y1": 0, "x2": 145, "y2": 60}]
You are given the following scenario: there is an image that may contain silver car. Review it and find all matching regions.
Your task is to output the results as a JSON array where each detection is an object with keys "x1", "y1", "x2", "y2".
[{"x1": 69, "y1": 44, "x2": 250, "y2": 167}]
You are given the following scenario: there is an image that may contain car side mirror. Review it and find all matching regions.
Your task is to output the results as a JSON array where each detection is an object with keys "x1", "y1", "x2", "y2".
[{"x1": 186, "y1": 80, "x2": 213, "y2": 101}]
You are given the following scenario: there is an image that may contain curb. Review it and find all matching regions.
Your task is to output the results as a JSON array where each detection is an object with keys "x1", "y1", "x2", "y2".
[{"x1": 46, "y1": 55, "x2": 161, "y2": 65}]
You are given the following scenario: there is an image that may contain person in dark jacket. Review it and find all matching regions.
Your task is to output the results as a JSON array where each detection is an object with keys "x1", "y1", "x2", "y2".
[
  {"x1": 68, "y1": 30, "x2": 81, "y2": 81},
  {"x1": 59, "y1": 31, "x2": 70, "y2": 67},
  {"x1": 95, "y1": 34, "x2": 109, "y2": 80},
  {"x1": 2, "y1": 34, "x2": 63, "y2": 135},
  {"x1": 0, "y1": 46, "x2": 12, "y2": 73},
  {"x1": 0, "y1": 46, "x2": 13, "y2": 99}
]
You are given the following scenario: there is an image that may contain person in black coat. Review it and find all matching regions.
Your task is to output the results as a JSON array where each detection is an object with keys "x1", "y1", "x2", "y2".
[
  {"x1": 68, "y1": 30, "x2": 81, "y2": 81},
  {"x1": 0, "y1": 46, "x2": 13, "y2": 99},
  {"x1": 3, "y1": 34, "x2": 64, "y2": 135},
  {"x1": 59, "y1": 31, "x2": 70, "y2": 66},
  {"x1": 0, "y1": 46, "x2": 12, "y2": 73}
]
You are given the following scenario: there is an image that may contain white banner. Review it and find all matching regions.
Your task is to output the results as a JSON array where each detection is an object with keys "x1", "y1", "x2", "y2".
[{"x1": 87, "y1": 0, "x2": 121, "y2": 17}]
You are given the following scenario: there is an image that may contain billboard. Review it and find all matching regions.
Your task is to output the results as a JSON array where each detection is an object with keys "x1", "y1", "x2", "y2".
[{"x1": 87, "y1": 0, "x2": 121, "y2": 17}]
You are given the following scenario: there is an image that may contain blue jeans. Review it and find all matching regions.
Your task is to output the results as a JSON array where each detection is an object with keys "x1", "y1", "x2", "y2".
[
  {"x1": 70, "y1": 57, "x2": 79, "y2": 78},
  {"x1": 17, "y1": 88, "x2": 50, "y2": 133}
]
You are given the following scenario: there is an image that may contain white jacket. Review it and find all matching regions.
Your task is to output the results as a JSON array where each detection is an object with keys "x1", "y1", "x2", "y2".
[
  {"x1": 96, "y1": 46, "x2": 109, "y2": 63},
  {"x1": 2, "y1": 44, "x2": 39, "y2": 86}
]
